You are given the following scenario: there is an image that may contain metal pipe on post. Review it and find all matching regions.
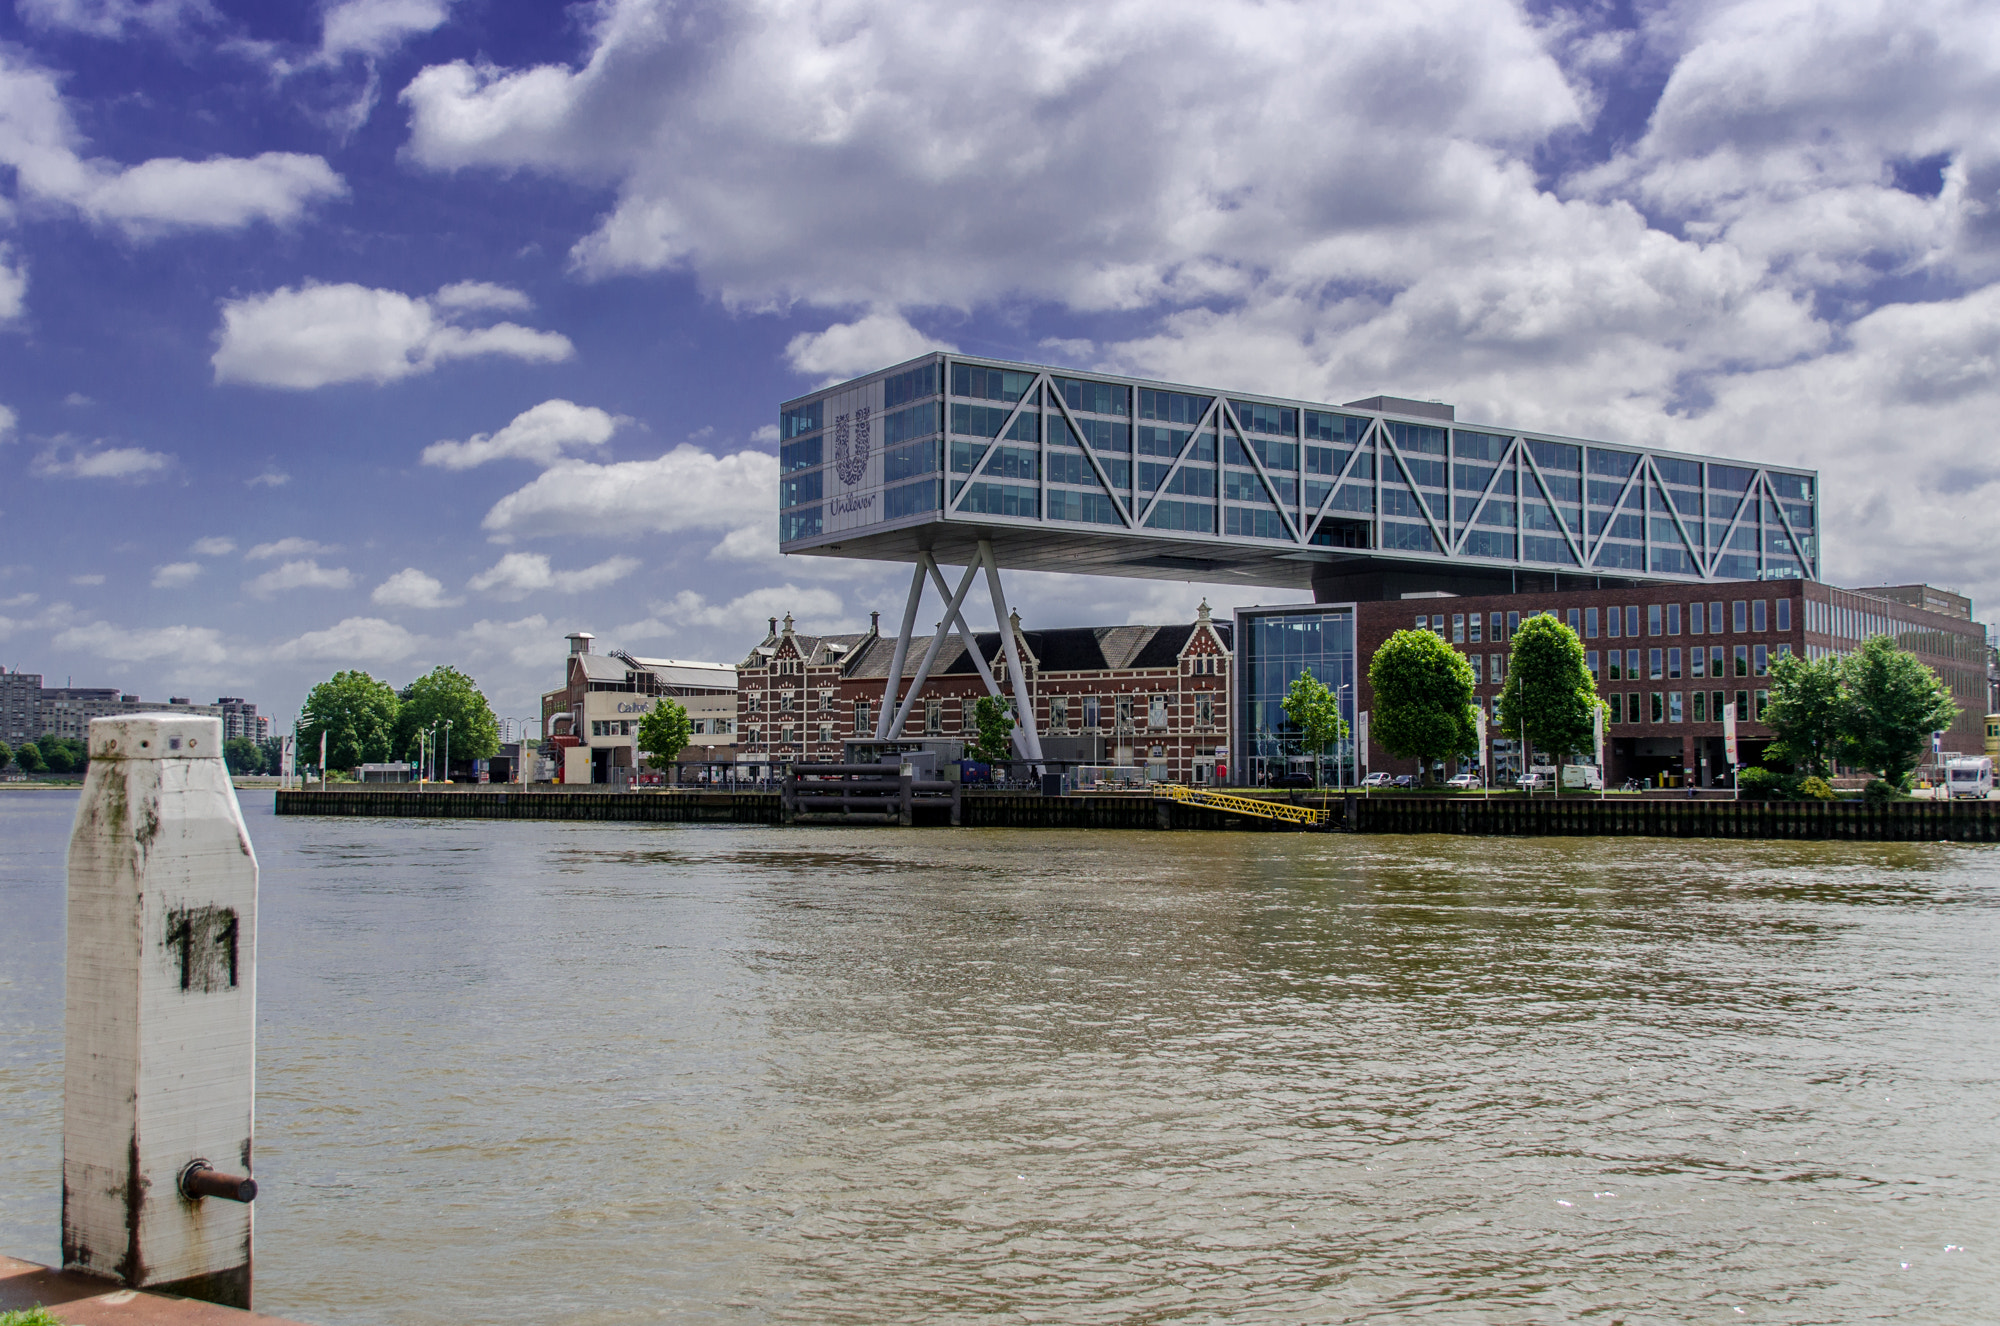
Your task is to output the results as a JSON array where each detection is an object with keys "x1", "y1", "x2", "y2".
[{"x1": 64, "y1": 715, "x2": 258, "y2": 1309}]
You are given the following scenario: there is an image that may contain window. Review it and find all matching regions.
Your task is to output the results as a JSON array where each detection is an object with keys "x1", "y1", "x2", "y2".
[
  {"x1": 1669, "y1": 691, "x2": 1683, "y2": 723},
  {"x1": 1736, "y1": 690, "x2": 1749, "y2": 720},
  {"x1": 1648, "y1": 604, "x2": 1663, "y2": 636},
  {"x1": 1628, "y1": 693, "x2": 1641, "y2": 723},
  {"x1": 1050, "y1": 697, "x2": 1069, "y2": 730},
  {"x1": 1754, "y1": 644, "x2": 1768, "y2": 676},
  {"x1": 819, "y1": 690, "x2": 834, "y2": 713},
  {"x1": 1650, "y1": 692, "x2": 1664, "y2": 723},
  {"x1": 1469, "y1": 613, "x2": 1483, "y2": 643},
  {"x1": 1115, "y1": 695, "x2": 1134, "y2": 732},
  {"x1": 1148, "y1": 695, "x2": 1168, "y2": 728},
  {"x1": 1649, "y1": 648, "x2": 1663, "y2": 680},
  {"x1": 1607, "y1": 650, "x2": 1621, "y2": 680},
  {"x1": 1415, "y1": 614, "x2": 1428, "y2": 631},
  {"x1": 1734, "y1": 645, "x2": 1749, "y2": 677},
  {"x1": 855, "y1": 701, "x2": 871, "y2": 735},
  {"x1": 961, "y1": 696, "x2": 978, "y2": 730},
  {"x1": 1753, "y1": 600, "x2": 1768, "y2": 632},
  {"x1": 1668, "y1": 648, "x2": 1682, "y2": 679},
  {"x1": 1713, "y1": 691, "x2": 1726, "y2": 724},
  {"x1": 819, "y1": 723, "x2": 833, "y2": 743},
  {"x1": 925, "y1": 698, "x2": 942, "y2": 735},
  {"x1": 1607, "y1": 607, "x2": 1621, "y2": 639},
  {"x1": 1567, "y1": 608, "x2": 1580, "y2": 634},
  {"x1": 1492, "y1": 654, "x2": 1506, "y2": 682},
  {"x1": 1470, "y1": 655, "x2": 1485, "y2": 685},
  {"x1": 1712, "y1": 645, "x2": 1725, "y2": 678},
  {"x1": 1667, "y1": 604, "x2": 1681, "y2": 635},
  {"x1": 1453, "y1": 614, "x2": 1466, "y2": 643},
  {"x1": 1691, "y1": 601, "x2": 1705, "y2": 634},
  {"x1": 1776, "y1": 598, "x2": 1791, "y2": 632},
  {"x1": 1507, "y1": 611, "x2": 1520, "y2": 639},
  {"x1": 1626, "y1": 606, "x2": 1641, "y2": 638},
  {"x1": 1692, "y1": 691, "x2": 1707, "y2": 722},
  {"x1": 1691, "y1": 648, "x2": 1704, "y2": 678},
  {"x1": 1084, "y1": 696, "x2": 1101, "y2": 727},
  {"x1": 1196, "y1": 694, "x2": 1214, "y2": 728},
  {"x1": 1607, "y1": 695, "x2": 1620, "y2": 725},
  {"x1": 1777, "y1": 643, "x2": 1791, "y2": 660},
  {"x1": 1627, "y1": 650, "x2": 1642, "y2": 681},
  {"x1": 1490, "y1": 612, "x2": 1503, "y2": 642},
  {"x1": 1756, "y1": 690, "x2": 1769, "y2": 720},
  {"x1": 1585, "y1": 650, "x2": 1599, "y2": 681},
  {"x1": 1733, "y1": 600, "x2": 1748, "y2": 632},
  {"x1": 1585, "y1": 606, "x2": 1599, "y2": 638}
]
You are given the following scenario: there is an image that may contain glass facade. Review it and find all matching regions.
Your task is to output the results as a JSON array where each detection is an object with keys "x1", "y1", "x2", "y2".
[
  {"x1": 1236, "y1": 606, "x2": 1357, "y2": 786},
  {"x1": 781, "y1": 354, "x2": 1820, "y2": 587}
]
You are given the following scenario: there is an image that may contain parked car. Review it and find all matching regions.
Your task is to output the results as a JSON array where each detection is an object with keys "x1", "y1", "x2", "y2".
[
  {"x1": 1361, "y1": 771, "x2": 1393, "y2": 788},
  {"x1": 1516, "y1": 772, "x2": 1552, "y2": 791},
  {"x1": 1391, "y1": 774, "x2": 1415, "y2": 789},
  {"x1": 1444, "y1": 772, "x2": 1482, "y2": 790},
  {"x1": 1266, "y1": 770, "x2": 1316, "y2": 788}
]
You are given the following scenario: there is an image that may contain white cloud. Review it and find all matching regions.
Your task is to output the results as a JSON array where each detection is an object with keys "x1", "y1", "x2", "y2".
[
  {"x1": 660, "y1": 585, "x2": 844, "y2": 631},
  {"x1": 151, "y1": 561, "x2": 201, "y2": 588},
  {"x1": 210, "y1": 280, "x2": 572, "y2": 389},
  {"x1": 30, "y1": 443, "x2": 172, "y2": 479},
  {"x1": 371, "y1": 567, "x2": 461, "y2": 608},
  {"x1": 320, "y1": 0, "x2": 452, "y2": 59},
  {"x1": 480, "y1": 443, "x2": 775, "y2": 540},
  {"x1": 431, "y1": 279, "x2": 530, "y2": 313},
  {"x1": 785, "y1": 312, "x2": 955, "y2": 383},
  {"x1": 246, "y1": 537, "x2": 335, "y2": 560},
  {"x1": 0, "y1": 404, "x2": 15, "y2": 441},
  {"x1": 275, "y1": 615, "x2": 422, "y2": 663},
  {"x1": 247, "y1": 469, "x2": 290, "y2": 487},
  {"x1": 54, "y1": 618, "x2": 228, "y2": 667},
  {"x1": 708, "y1": 524, "x2": 774, "y2": 562},
  {"x1": 455, "y1": 612, "x2": 557, "y2": 670},
  {"x1": 421, "y1": 398, "x2": 617, "y2": 469},
  {"x1": 468, "y1": 551, "x2": 640, "y2": 600},
  {"x1": 0, "y1": 246, "x2": 24, "y2": 323},
  {"x1": 749, "y1": 423, "x2": 778, "y2": 445},
  {"x1": 190, "y1": 536, "x2": 236, "y2": 556},
  {"x1": 245, "y1": 558, "x2": 354, "y2": 597},
  {"x1": 0, "y1": 52, "x2": 343, "y2": 235},
  {"x1": 69, "y1": 573, "x2": 104, "y2": 586}
]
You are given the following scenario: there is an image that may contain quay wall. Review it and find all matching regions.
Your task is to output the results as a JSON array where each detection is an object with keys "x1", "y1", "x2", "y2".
[{"x1": 274, "y1": 789, "x2": 2000, "y2": 841}]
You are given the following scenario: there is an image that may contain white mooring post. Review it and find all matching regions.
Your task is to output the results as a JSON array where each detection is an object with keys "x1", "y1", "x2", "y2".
[{"x1": 63, "y1": 715, "x2": 259, "y2": 1309}]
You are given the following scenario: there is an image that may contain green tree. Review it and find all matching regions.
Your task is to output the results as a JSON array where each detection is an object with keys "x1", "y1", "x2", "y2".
[
  {"x1": 636, "y1": 697, "x2": 694, "y2": 771},
  {"x1": 1495, "y1": 614, "x2": 1601, "y2": 792},
  {"x1": 970, "y1": 694, "x2": 1016, "y2": 763},
  {"x1": 394, "y1": 666, "x2": 500, "y2": 774},
  {"x1": 13, "y1": 740, "x2": 45, "y2": 774},
  {"x1": 1839, "y1": 636, "x2": 1957, "y2": 790},
  {"x1": 1368, "y1": 629, "x2": 1478, "y2": 784},
  {"x1": 36, "y1": 733, "x2": 84, "y2": 774},
  {"x1": 299, "y1": 670, "x2": 401, "y2": 772},
  {"x1": 1763, "y1": 652, "x2": 1844, "y2": 778},
  {"x1": 223, "y1": 736, "x2": 264, "y2": 775},
  {"x1": 0, "y1": 740, "x2": 10, "y2": 771},
  {"x1": 1280, "y1": 667, "x2": 1349, "y2": 785}
]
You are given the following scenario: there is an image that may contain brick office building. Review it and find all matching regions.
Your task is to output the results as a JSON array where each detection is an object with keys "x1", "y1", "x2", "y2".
[
  {"x1": 735, "y1": 606, "x2": 1235, "y2": 782},
  {"x1": 1349, "y1": 580, "x2": 1988, "y2": 787}
]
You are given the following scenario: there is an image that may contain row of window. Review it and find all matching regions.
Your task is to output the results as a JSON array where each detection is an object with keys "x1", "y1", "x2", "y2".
[
  {"x1": 747, "y1": 692, "x2": 1225, "y2": 743},
  {"x1": 1416, "y1": 598, "x2": 1794, "y2": 647},
  {"x1": 1603, "y1": 690, "x2": 1765, "y2": 724},
  {"x1": 593, "y1": 717, "x2": 740, "y2": 737}
]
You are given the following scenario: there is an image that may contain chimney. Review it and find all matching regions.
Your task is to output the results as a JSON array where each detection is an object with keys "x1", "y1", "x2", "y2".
[
  {"x1": 783, "y1": 612, "x2": 795, "y2": 635},
  {"x1": 567, "y1": 631, "x2": 594, "y2": 656},
  {"x1": 870, "y1": 610, "x2": 880, "y2": 633},
  {"x1": 768, "y1": 616, "x2": 778, "y2": 637}
]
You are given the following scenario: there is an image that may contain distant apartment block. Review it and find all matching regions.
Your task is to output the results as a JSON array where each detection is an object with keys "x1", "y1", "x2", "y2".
[{"x1": 0, "y1": 667, "x2": 268, "y2": 746}]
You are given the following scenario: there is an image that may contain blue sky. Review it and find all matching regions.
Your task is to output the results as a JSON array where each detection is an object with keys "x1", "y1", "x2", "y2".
[{"x1": 2, "y1": 0, "x2": 1996, "y2": 730}]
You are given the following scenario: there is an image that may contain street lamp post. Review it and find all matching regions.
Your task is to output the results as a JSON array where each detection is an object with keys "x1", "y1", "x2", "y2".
[{"x1": 442, "y1": 719, "x2": 452, "y2": 787}]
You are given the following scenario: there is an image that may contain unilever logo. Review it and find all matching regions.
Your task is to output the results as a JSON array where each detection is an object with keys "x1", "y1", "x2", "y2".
[{"x1": 834, "y1": 406, "x2": 871, "y2": 487}]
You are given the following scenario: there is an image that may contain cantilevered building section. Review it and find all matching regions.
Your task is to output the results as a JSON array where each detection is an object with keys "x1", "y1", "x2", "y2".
[{"x1": 778, "y1": 354, "x2": 1820, "y2": 601}]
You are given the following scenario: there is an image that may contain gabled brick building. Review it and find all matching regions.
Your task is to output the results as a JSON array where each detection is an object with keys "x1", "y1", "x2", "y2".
[{"x1": 736, "y1": 605, "x2": 1235, "y2": 782}]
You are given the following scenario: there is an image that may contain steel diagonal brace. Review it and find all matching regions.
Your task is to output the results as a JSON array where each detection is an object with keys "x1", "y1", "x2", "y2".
[
  {"x1": 875, "y1": 558, "x2": 929, "y2": 739},
  {"x1": 945, "y1": 374, "x2": 1049, "y2": 517},
  {"x1": 1219, "y1": 402, "x2": 1302, "y2": 542},
  {"x1": 1452, "y1": 435, "x2": 1520, "y2": 556},
  {"x1": 1044, "y1": 386, "x2": 1134, "y2": 526},
  {"x1": 886, "y1": 552, "x2": 985, "y2": 739},
  {"x1": 925, "y1": 559, "x2": 1003, "y2": 698},
  {"x1": 1301, "y1": 419, "x2": 1381, "y2": 541},
  {"x1": 1134, "y1": 398, "x2": 1222, "y2": 529}
]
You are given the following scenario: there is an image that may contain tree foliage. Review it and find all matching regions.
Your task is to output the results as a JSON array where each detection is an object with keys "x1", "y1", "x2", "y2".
[
  {"x1": 1763, "y1": 652, "x2": 1844, "y2": 778},
  {"x1": 636, "y1": 698, "x2": 694, "y2": 768},
  {"x1": 13, "y1": 740, "x2": 45, "y2": 774},
  {"x1": 1280, "y1": 668, "x2": 1348, "y2": 784},
  {"x1": 300, "y1": 670, "x2": 400, "y2": 771},
  {"x1": 1367, "y1": 629, "x2": 1477, "y2": 781},
  {"x1": 1838, "y1": 636, "x2": 1957, "y2": 790},
  {"x1": 970, "y1": 694, "x2": 1016, "y2": 763},
  {"x1": 1495, "y1": 614, "x2": 1601, "y2": 769},
  {"x1": 224, "y1": 736, "x2": 264, "y2": 775},
  {"x1": 0, "y1": 740, "x2": 10, "y2": 770},
  {"x1": 395, "y1": 666, "x2": 500, "y2": 769},
  {"x1": 36, "y1": 733, "x2": 86, "y2": 774}
]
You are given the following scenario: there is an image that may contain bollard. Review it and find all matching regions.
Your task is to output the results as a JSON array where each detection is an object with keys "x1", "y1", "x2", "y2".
[{"x1": 62, "y1": 715, "x2": 258, "y2": 1309}]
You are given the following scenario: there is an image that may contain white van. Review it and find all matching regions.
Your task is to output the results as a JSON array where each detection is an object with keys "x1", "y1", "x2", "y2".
[{"x1": 1946, "y1": 756, "x2": 1993, "y2": 800}]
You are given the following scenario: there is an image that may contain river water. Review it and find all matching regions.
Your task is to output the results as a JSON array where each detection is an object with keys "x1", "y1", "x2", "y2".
[{"x1": 3, "y1": 789, "x2": 1997, "y2": 1323}]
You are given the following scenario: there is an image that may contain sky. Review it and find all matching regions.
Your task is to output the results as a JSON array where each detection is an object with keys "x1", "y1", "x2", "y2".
[{"x1": 2, "y1": 0, "x2": 1997, "y2": 732}]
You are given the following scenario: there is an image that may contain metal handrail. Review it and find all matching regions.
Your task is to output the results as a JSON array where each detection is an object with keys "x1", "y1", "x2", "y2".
[{"x1": 1157, "y1": 784, "x2": 1329, "y2": 826}]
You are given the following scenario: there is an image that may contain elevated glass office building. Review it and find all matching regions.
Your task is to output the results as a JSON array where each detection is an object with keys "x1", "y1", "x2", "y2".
[{"x1": 779, "y1": 354, "x2": 1820, "y2": 600}]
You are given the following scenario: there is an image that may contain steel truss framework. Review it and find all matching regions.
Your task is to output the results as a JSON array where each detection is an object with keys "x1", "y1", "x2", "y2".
[
  {"x1": 781, "y1": 355, "x2": 1821, "y2": 588},
  {"x1": 874, "y1": 539, "x2": 1045, "y2": 762}
]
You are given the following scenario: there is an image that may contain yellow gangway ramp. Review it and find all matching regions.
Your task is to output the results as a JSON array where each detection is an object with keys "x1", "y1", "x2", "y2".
[{"x1": 1157, "y1": 784, "x2": 1329, "y2": 827}]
